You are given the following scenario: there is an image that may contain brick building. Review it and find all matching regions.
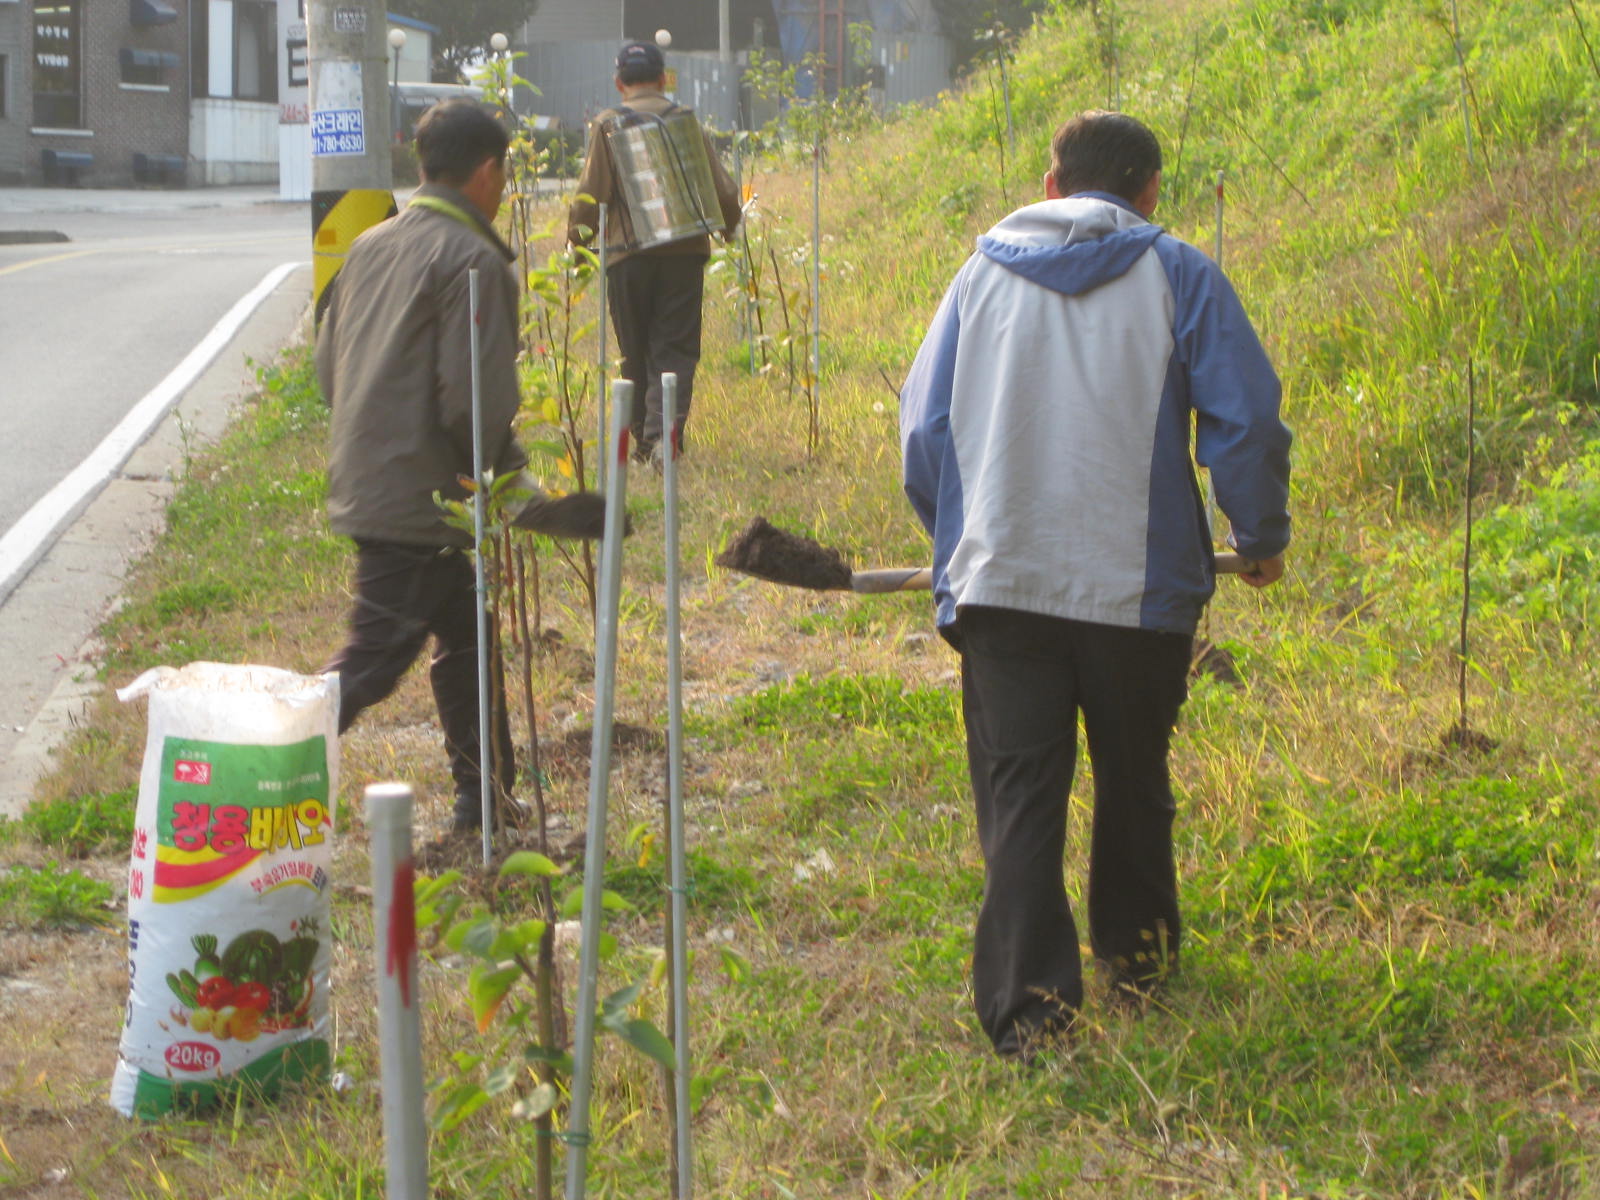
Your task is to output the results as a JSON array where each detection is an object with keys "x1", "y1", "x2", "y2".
[{"x1": 1, "y1": 0, "x2": 191, "y2": 187}]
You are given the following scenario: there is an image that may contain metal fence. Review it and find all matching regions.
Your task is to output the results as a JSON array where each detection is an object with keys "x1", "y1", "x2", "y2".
[{"x1": 874, "y1": 31, "x2": 952, "y2": 112}]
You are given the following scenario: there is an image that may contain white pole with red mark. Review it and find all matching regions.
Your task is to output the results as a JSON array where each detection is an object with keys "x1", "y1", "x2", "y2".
[
  {"x1": 367, "y1": 783, "x2": 429, "y2": 1199},
  {"x1": 596, "y1": 203, "x2": 611, "y2": 493}
]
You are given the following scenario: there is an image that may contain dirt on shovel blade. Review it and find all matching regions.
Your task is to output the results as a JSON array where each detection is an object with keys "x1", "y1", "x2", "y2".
[{"x1": 716, "y1": 516, "x2": 854, "y2": 590}]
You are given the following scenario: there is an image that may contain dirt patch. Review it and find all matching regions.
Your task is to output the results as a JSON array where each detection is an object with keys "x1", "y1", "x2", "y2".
[
  {"x1": 0, "y1": 925, "x2": 127, "y2": 1185},
  {"x1": 538, "y1": 720, "x2": 664, "y2": 781},
  {"x1": 1190, "y1": 639, "x2": 1241, "y2": 685}
]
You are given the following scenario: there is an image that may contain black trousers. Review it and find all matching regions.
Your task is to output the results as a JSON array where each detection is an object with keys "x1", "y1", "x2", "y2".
[
  {"x1": 607, "y1": 253, "x2": 706, "y2": 450},
  {"x1": 324, "y1": 540, "x2": 514, "y2": 822},
  {"x1": 957, "y1": 606, "x2": 1192, "y2": 1055}
]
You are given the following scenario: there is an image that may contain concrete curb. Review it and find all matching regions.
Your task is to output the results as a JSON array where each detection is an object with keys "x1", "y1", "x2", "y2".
[{"x1": 0, "y1": 231, "x2": 70, "y2": 245}]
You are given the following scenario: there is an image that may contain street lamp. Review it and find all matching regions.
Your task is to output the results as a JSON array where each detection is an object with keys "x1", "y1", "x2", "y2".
[
  {"x1": 387, "y1": 27, "x2": 407, "y2": 144},
  {"x1": 489, "y1": 32, "x2": 510, "y2": 115}
]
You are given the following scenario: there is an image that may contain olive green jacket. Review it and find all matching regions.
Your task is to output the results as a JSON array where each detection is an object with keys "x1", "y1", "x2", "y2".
[
  {"x1": 317, "y1": 184, "x2": 528, "y2": 548},
  {"x1": 567, "y1": 89, "x2": 743, "y2": 263}
]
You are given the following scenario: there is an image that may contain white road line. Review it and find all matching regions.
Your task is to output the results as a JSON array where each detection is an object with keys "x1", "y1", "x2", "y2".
[{"x1": 0, "y1": 260, "x2": 307, "y2": 605}]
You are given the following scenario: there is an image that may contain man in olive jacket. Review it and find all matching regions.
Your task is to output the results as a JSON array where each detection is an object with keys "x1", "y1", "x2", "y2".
[
  {"x1": 317, "y1": 100, "x2": 603, "y2": 833},
  {"x1": 568, "y1": 40, "x2": 742, "y2": 465}
]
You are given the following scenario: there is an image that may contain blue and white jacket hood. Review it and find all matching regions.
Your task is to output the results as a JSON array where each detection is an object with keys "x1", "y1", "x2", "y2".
[{"x1": 900, "y1": 193, "x2": 1292, "y2": 635}]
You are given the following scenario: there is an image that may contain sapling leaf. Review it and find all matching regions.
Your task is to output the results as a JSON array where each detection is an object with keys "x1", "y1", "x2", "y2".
[
  {"x1": 513, "y1": 1082, "x2": 559, "y2": 1120},
  {"x1": 431, "y1": 1082, "x2": 489, "y2": 1132},
  {"x1": 524, "y1": 1044, "x2": 574, "y2": 1073},
  {"x1": 601, "y1": 979, "x2": 646, "y2": 1018},
  {"x1": 499, "y1": 850, "x2": 562, "y2": 879},
  {"x1": 609, "y1": 1018, "x2": 676, "y2": 1068},
  {"x1": 444, "y1": 915, "x2": 499, "y2": 959},
  {"x1": 483, "y1": 1063, "x2": 520, "y2": 1096},
  {"x1": 509, "y1": 918, "x2": 548, "y2": 955},
  {"x1": 469, "y1": 963, "x2": 522, "y2": 1033},
  {"x1": 414, "y1": 869, "x2": 463, "y2": 908}
]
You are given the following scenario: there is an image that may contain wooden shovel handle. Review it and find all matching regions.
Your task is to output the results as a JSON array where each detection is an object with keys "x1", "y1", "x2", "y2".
[
  {"x1": 853, "y1": 555, "x2": 1254, "y2": 593},
  {"x1": 851, "y1": 567, "x2": 933, "y2": 593}
]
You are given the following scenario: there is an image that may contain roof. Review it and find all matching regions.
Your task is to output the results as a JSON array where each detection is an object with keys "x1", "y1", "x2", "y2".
[{"x1": 387, "y1": 12, "x2": 442, "y2": 35}]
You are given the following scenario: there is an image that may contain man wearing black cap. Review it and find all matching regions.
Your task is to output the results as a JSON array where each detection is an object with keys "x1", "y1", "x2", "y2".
[{"x1": 568, "y1": 41, "x2": 743, "y2": 468}]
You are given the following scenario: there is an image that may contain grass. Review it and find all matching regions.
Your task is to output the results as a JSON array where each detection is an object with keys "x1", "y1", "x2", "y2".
[
  {"x1": 2, "y1": 0, "x2": 1599, "y2": 1195},
  {"x1": 0, "y1": 863, "x2": 116, "y2": 928}
]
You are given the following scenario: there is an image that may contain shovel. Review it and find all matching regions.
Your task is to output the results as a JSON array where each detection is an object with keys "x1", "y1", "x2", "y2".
[{"x1": 716, "y1": 517, "x2": 1256, "y2": 593}]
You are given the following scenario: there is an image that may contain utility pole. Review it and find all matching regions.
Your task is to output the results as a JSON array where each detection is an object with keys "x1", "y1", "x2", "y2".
[{"x1": 307, "y1": 0, "x2": 397, "y2": 323}]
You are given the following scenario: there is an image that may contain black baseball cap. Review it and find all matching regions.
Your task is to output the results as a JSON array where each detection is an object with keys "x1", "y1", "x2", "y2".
[{"x1": 616, "y1": 40, "x2": 665, "y2": 81}]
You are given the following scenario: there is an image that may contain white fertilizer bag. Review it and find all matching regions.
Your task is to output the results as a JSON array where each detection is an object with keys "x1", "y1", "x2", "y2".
[{"x1": 110, "y1": 663, "x2": 340, "y2": 1119}]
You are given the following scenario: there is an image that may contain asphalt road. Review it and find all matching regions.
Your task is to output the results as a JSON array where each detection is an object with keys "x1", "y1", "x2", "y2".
[
  {"x1": 0, "y1": 186, "x2": 315, "y2": 814},
  {"x1": 0, "y1": 189, "x2": 307, "y2": 537}
]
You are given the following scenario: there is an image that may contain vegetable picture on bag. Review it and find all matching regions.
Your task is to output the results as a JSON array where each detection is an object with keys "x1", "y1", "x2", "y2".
[{"x1": 166, "y1": 924, "x2": 321, "y2": 1041}]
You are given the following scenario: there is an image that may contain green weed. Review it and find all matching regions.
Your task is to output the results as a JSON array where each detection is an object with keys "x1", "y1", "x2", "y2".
[
  {"x1": 0, "y1": 788, "x2": 135, "y2": 858},
  {"x1": 0, "y1": 862, "x2": 115, "y2": 928}
]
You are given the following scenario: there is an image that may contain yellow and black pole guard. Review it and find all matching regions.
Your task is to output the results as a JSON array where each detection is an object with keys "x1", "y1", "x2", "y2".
[{"x1": 311, "y1": 187, "x2": 397, "y2": 325}]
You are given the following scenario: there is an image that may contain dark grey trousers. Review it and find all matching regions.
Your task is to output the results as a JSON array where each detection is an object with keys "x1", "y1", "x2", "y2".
[
  {"x1": 325, "y1": 540, "x2": 515, "y2": 823},
  {"x1": 956, "y1": 606, "x2": 1192, "y2": 1055},
  {"x1": 607, "y1": 253, "x2": 706, "y2": 450}
]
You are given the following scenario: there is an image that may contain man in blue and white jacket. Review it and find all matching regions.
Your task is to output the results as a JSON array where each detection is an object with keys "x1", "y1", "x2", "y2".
[{"x1": 900, "y1": 111, "x2": 1292, "y2": 1060}]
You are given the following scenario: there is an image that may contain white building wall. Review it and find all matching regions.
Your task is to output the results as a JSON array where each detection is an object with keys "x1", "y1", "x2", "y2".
[{"x1": 191, "y1": 97, "x2": 277, "y2": 183}]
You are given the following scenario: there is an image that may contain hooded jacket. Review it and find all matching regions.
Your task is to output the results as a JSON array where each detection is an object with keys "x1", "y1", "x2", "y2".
[
  {"x1": 317, "y1": 183, "x2": 528, "y2": 548},
  {"x1": 900, "y1": 192, "x2": 1291, "y2": 635}
]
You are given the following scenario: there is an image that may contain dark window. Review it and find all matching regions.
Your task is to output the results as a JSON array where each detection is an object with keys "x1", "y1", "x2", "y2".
[
  {"x1": 121, "y1": 47, "x2": 180, "y2": 87},
  {"x1": 32, "y1": 0, "x2": 82, "y2": 128},
  {"x1": 190, "y1": 0, "x2": 207, "y2": 98},
  {"x1": 234, "y1": 0, "x2": 278, "y2": 102},
  {"x1": 190, "y1": 0, "x2": 279, "y2": 101}
]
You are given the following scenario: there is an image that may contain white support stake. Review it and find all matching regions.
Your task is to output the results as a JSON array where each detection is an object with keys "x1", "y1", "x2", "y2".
[
  {"x1": 367, "y1": 783, "x2": 429, "y2": 1200},
  {"x1": 564, "y1": 382, "x2": 634, "y2": 1200},
  {"x1": 468, "y1": 268, "x2": 493, "y2": 866},
  {"x1": 811, "y1": 119, "x2": 822, "y2": 423},
  {"x1": 596, "y1": 203, "x2": 610, "y2": 492},
  {"x1": 662, "y1": 373, "x2": 692, "y2": 1198}
]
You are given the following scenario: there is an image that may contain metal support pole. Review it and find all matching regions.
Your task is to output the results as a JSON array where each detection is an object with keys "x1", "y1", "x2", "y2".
[
  {"x1": 1214, "y1": 169, "x2": 1224, "y2": 268},
  {"x1": 662, "y1": 374, "x2": 692, "y2": 1199},
  {"x1": 469, "y1": 268, "x2": 492, "y2": 866},
  {"x1": 564, "y1": 383, "x2": 635, "y2": 1200},
  {"x1": 1207, "y1": 171, "x2": 1224, "y2": 547},
  {"x1": 731, "y1": 137, "x2": 754, "y2": 375},
  {"x1": 596, "y1": 203, "x2": 611, "y2": 492},
  {"x1": 1453, "y1": 0, "x2": 1475, "y2": 166},
  {"x1": 367, "y1": 783, "x2": 428, "y2": 1200},
  {"x1": 998, "y1": 37, "x2": 1014, "y2": 158},
  {"x1": 810, "y1": 116, "x2": 822, "y2": 421}
]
